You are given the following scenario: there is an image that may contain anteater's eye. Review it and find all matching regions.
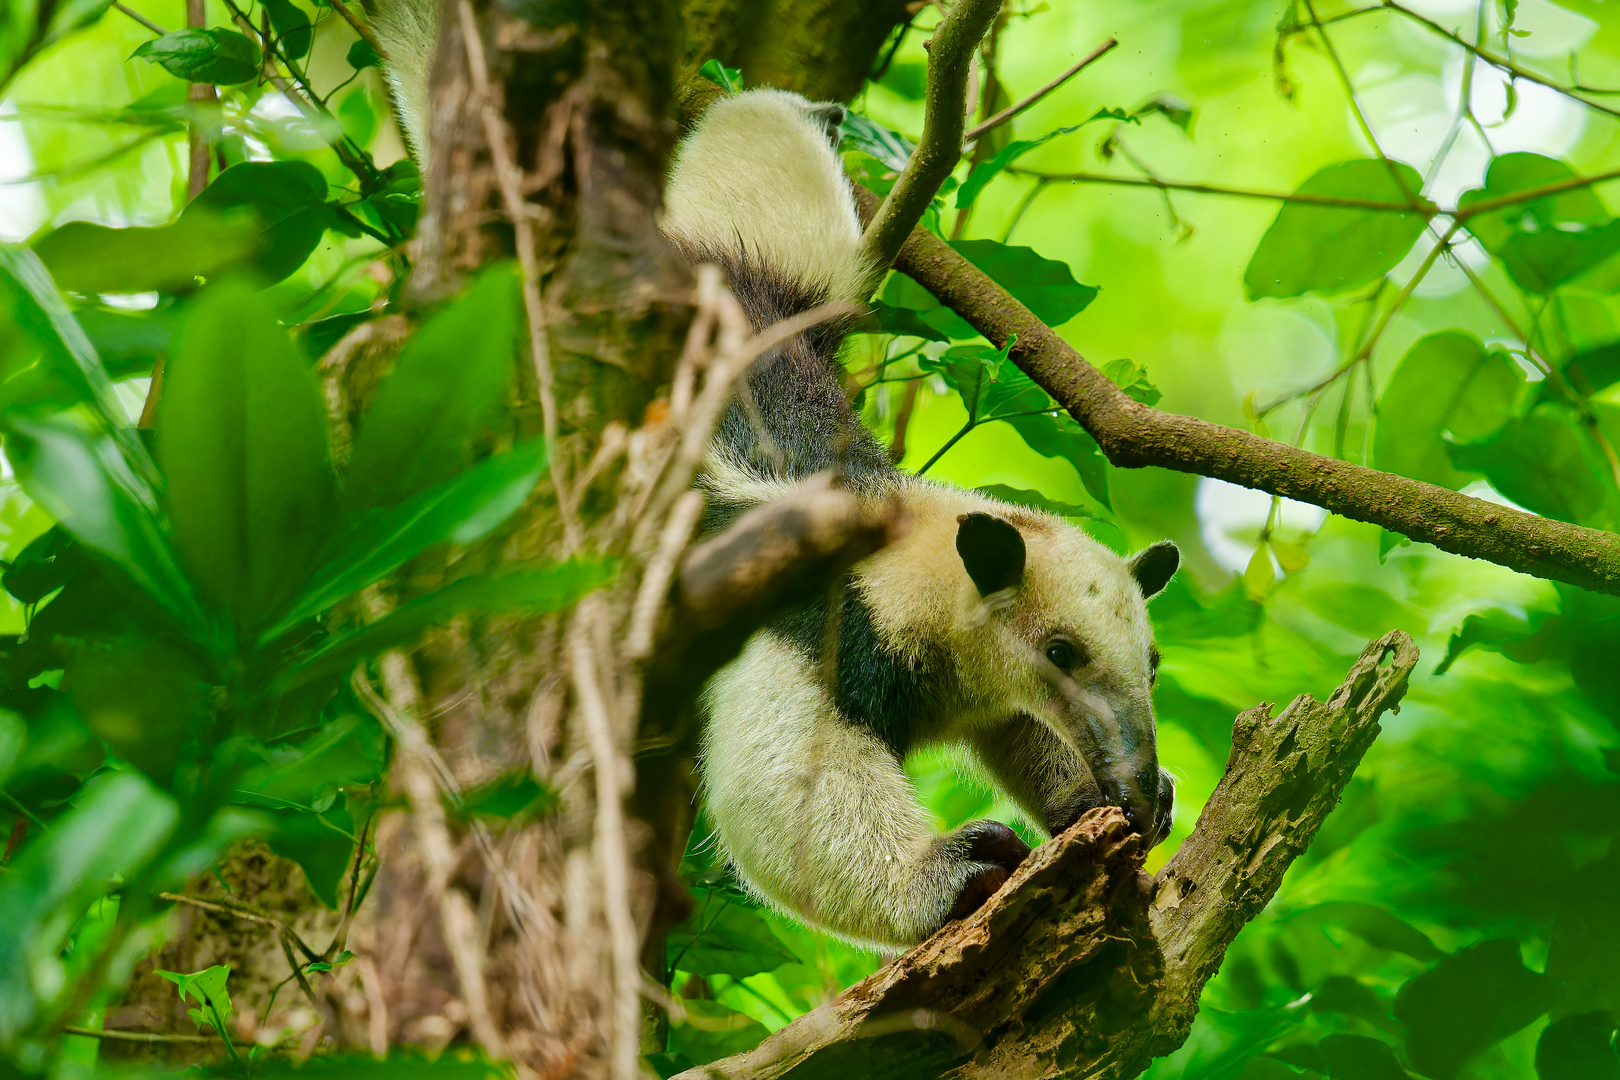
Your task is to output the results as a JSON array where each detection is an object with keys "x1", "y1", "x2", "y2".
[{"x1": 1044, "y1": 638, "x2": 1088, "y2": 671}]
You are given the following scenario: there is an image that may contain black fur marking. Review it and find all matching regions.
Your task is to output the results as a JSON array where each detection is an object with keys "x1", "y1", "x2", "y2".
[
  {"x1": 1129, "y1": 541, "x2": 1180, "y2": 599},
  {"x1": 773, "y1": 582, "x2": 944, "y2": 756},
  {"x1": 956, "y1": 513, "x2": 1026, "y2": 597},
  {"x1": 674, "y1": 240, "x2": 896, "y2": 532},
  {"x1": 943, "y1": 822, "x2": 1029, "y2": 921}
]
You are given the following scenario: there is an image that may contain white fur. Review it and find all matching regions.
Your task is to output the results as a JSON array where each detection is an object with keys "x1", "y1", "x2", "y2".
[
  {"x1": 661, "y1": 89, "x2": 872, "y2": 303},
  {"x1": 702, "y1": 475, "x2": 1166, "y2": 948},
  {"x1": 366, "y1": 0, "x2": 437, "y2": 166}
]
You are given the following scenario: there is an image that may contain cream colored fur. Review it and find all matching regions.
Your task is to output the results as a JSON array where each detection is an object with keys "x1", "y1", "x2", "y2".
[
  {"x1": 702, "y1": 474, "x2": 1163, "y2": 949},
  {"x1": 661, "y1": 89, "x2": 872, "y2": 303},
  {"x1": 365, "y1": 0, "x2": 437, "y2": 166}
]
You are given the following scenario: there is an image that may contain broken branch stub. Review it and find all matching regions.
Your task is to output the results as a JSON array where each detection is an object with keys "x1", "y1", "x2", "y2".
[{"x1": 677, "y1": 630, "x2": 1418, "y2": 1080}]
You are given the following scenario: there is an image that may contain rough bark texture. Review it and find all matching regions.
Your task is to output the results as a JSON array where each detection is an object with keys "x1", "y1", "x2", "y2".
[
  {"x1": 852, "y1": 186, "x2": 1620, "y2": 596},
  {"x1": 680, "y1": 631, "x2": 1418, "y2": 1079},
  {"x1": 679, "y1": 0, "x2": 910, "y2": 104}
]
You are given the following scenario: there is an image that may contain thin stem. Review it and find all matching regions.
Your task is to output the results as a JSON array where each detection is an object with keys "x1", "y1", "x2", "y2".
[
  {"x1": 1303, "y1": 0, "x2": 1423, "y2": 208},
  {"x1": 918, "y1": 421, "x2": 975, "y2": 475},
  {"x1": 1000, "y1": 177, "x2": 1051, "y2": 242},
  {"x1": 112, "y1": 2, "x2": 169, "y2": 34},
  {"x1": 61, "y1": 1026, "x2": 215, "y2": 1044},
  {"x1": 1382, "y1": 0, "x2": 1620, "y2": 120},
  {"x1": 1261, "y1": 223, "x2": 1460, "y2": 417},
  {"x1": 324, "y1": 0, "x2": 387, "y2": 61},
  {"x1": 962, "y1": 37, "x2": 1118, "y2": 143}
]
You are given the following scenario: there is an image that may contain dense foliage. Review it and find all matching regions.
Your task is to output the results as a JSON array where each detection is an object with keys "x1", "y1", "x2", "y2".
[{"x1": 1, "y1": 0, "x2": 1619, "y2": 1077}]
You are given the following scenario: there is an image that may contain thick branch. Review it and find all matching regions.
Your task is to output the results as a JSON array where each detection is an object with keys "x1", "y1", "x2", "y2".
[
  {"x1": 643, "y1": 474, "x2": 908, "y2": 708},
  {"x1": 678, "y1": 632, "x2": 1417, "y2": 1079},
  {"x1": 859, "y1": 0, "x2": 1001, "y2": 278},
  {"x1": 852, "y1": 185, "x2": 1620, "y2": 595}
]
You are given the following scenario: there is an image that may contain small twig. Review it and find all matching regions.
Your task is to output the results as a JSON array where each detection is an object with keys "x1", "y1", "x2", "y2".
[
  {"x1": 860, "y1": 0, "x2": 1002, "y2": 282},
  {"x1": 1381, "y1": 0, "x2": 1620, "y2": 120},
  {"x1": 324, "y1": 0, "x2": 387, "y2": 61},
  {"x1": 570, "y1": 597, "x2": 642, "y2": 1080},
  {"x1": 624, "y1": 490, "x2": 707, "y2": 659},
  {"x1": 112, "y1": 2, "x2": 169, "y2": 34},
  {"x1": 156, "y1": 892, "x2": 322, "y2": 963},
  {"x1": 61, "y1": 1026, "x2": 216, "y2": 1043},
  {"x1": 962, "y1": 37, "x2": 1118, "y2": 143}
]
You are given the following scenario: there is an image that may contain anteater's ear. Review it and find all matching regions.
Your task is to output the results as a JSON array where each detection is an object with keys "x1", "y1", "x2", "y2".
[
  {"x1": 1129, "y1": 541, "x2": 1180, "y2": 599},
  {"x1": 956, "y1": 513, "x2": 1025, "y2": 597}
]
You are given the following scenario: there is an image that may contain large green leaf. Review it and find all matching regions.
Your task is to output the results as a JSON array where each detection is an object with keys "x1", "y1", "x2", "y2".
[
  {"x1": 278, "y1": 560, "x2": 616, "y2": 689},
  {"x1": 1459, "y1": 153, "x2": 1620, "y2": 293},
  {"x1": 1245, "y1": 160, "x2": 1432, "y2": 299},
  {"x1": 1394, "y1": 939, "x2": 1553, "y2": 1080},
  {"x1": 0, "y1": 245, "x2": 157, "y2": 479},
  {"x1": 950, "y1": 239, "x2": 1097, "y2": 327},
  {"x1": 131, "y1": 27, "x2": 262, "y2": 84},
  {"x1": 1373, "y1": 331, "x2": 1520, "y2": 489},
  {"x1": 1536, "y1": 1013, "x2": 1620, "y2": 1080},
  {"x1": 74, "y1": 306, "x2": 179, "y2": 379},
  {"x1": 3, "y1": 413, "x2": 204, "y2": 629},
  {"x1": 263, "y1": 438, "x2": 549, "y2": 644},
  {"x1": 344, "y1": 265, "x2": 521, "y2": 512},
  {"x1": 0, "y1": 770, "x2": 178, "y2": 1042},
  {"x1": 66, "y1": 637, "x2": 209, "y2": 787},
  {"x1": 157, "y1": 279, "x2": 336, "y2": 638},
  {"x1": 668, "y1": 895, "x2": 798, "y2": 978},
  {"x1": 34, "y1": 162, "x2": 334, "y2": 292},
  {"x1": 1314, "y1": 1034, "x2": 1409, "y2": 1080},
  {"x1": 1447, "y1": 404, "x2": 1608, "y2": 524},
  {"x1": 260, "y1": 0, "x2": 312, "y2": 60}
]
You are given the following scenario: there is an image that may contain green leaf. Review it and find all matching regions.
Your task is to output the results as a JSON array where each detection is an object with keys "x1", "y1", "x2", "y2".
[
  {"x1": 261, "y1": 0, "x2": 312, "y2": 60},
  {"x1": 278, "y1": 559, "x2": 616, "y2": 689},
  {"x1": 346, "y1": 38, "x2": 379, "y2": 69},
  {"x1": 669, "y1": 999, "x2": 771, "y2": 1066},
  {"x1": 1003, "y1": 412, "x2": 1110, "y2": 508},
  {"x1": 451, "y1": 770, "x2": 556, "y2": 822},
  {"x1": 1537, "y1": 1013, "x2": 1620, "y2": 1080},
  {"x1": 186, "y1": 161, "x2": 336, "y2": 284},
  {"x1": 263, "y1": 806, "x2": 355, "y2": 907},
  {"x1": 668, "y1": 896, "x2": 797, "y2": 977},
  {"x1": 235, "y1": 713, "x2": 388, "y2": 810},
  {"x1": 0, "y1": 708, "x2": 24, "y2": 785},
  {"x1": 870, "y1": 299, "x2": 950, "y2": 342},
  {"x1": 345, "y1": 265, "x2": 520, "y2": 512},
  {"x1": 1289, "y1": 901, "x2": 1443, "y2": 960},
  {"x1": 698, "y1": 58, "x2": 741, "y2": 94},
  {"x1": 1101, "y1": 358, "x2": 1161, "y2": 406},
  {"x1": 1244, "y1": 159, "x2": 1432, "y2": 299},
  {"x1": 1315, "y1": 1034, "x2": 1409, "y2": 1080},
  {"x1": 32, "y1": 214, "x2": 259, "y2": 295},
  {"x1": 157, "y1": 279, "x2": 336, "y2": 638},
  {"x1": 881, "y1": 272, "x2": 977, "y2": 339},
  {"x1": 1373, "y1": 332, "x2": 1520, "y2": 489},
  {"x1": 1564, "y1": 342, "x2": 1620, "y2": 396},
  {"x1": 0, "y1": 771, "x2": 178, "y2": 1042},
  {"x1": 839, "y1": 112, "x2": 915, "y2": 173},
  {"x1": 1459, "y1": 153, "x2": 1620, "y2": 293},
  {"x1": 956, "y1": 117, "x2": 1111, "y2": 211},
  {"x1": 4, "y1": 413, "x2": 205, "y2": 630},
  {"x1": 264, "y1": 438, "x2": 549, "y2": 643},
  {"x1": 950, "y1": 240, "x2": 1097, "y2": 327},
  {"x1": 67, "y1": 637, "x2": 208, "y2": 787},
  {"x1": 1434, "y1": 607, "x2": 1557, "y2": 674},
  {"x1": 132, "y1": 27, "x2": 262, "y2": 84},
  {"x1": 1447, "y1": 404, "x2": 1608, "y2": 524},
  {"x1": 975, "y1": 484, "x2": 1107, "y2": 522},
  {"x1": 1395, "y1": 939, "x2": 1553, "y2": 1079},
  {"x1": 156, "y1": 964, "x2": 234, "y2": 1033},
  {"x1": 1537, "y1": 1013, "x2": 1619, "y2": 1080},
  {"x1": 74, "y1": 307, "x2": 178, "y2": 379},
  {"x1": 0, "y1": 245, "x2": 158, "y2": 479}
]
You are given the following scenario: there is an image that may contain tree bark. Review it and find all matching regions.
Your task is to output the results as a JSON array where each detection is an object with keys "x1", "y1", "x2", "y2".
[{"x1": 678, "y1": 630, "x2": 1418, "y2": 1079}]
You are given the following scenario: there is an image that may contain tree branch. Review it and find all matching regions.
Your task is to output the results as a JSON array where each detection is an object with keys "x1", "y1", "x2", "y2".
[
  {"x1": 852, "y1": 185, "x2": 1620, "y2": 596},
  {"x1": 677, "y1": 631, "x2": 1418, "y2": 1079},
  {"x1": 961, "y1": 36, "x2": 1117, "y2": 143},
  {"x1": 859, "y1": 0, "x2": 1001, "y2": 280}
]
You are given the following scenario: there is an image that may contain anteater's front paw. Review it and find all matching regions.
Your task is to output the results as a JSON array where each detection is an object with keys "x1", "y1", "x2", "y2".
[{"x1": 945, "y1": 820, "x2": 1031, "y2": 921}]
